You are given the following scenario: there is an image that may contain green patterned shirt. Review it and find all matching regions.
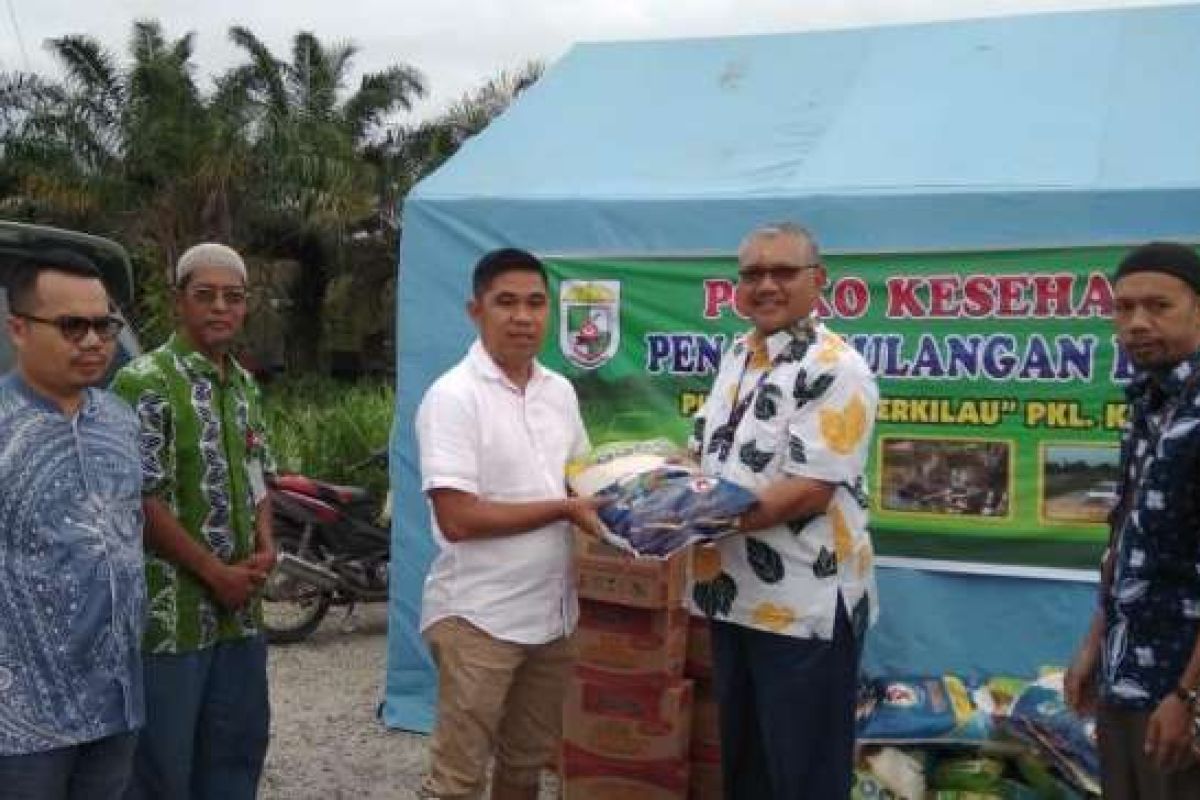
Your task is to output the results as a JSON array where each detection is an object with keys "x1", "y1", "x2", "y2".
[{"x1": 112, "y1": 334, "x2": 276, "y2": 654}]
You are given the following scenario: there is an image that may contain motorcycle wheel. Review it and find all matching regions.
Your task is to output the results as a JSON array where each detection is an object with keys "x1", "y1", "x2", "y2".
[{"x1": 261, "y1": 531, "x2": 333, "y2": 644}]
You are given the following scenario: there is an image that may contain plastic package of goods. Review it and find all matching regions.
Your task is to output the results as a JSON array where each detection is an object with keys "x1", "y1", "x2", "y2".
[
  {"x1": 568, "y1": 440, "x2": 759, "y2": 559},
  {"x1": 933, "y1": 756, "x2": 1007, "y2": 793},
  {"x1": 567, "y1": 439, "x2": 683, "y2": 496},
  {"x1": 851, "y1": 768, "x2": 898, "y2": 799},
  {"x1": 999, "y1": 677, "x2": 1099, "y2": 797},
  {"x1": 857, "y1": 676, "x2": 992, "y2": 745},
  {"x1": 863, "y1": 747, "x2": 927, "y2": 800}
]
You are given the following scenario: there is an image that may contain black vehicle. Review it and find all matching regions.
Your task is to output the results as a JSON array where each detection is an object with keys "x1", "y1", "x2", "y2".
[
  {"x1": 262, "y1": 452, "x2": 391, "y2": 643},
  {"x1": 0, "y1": 221, "x2": 141, "y2": 377}
]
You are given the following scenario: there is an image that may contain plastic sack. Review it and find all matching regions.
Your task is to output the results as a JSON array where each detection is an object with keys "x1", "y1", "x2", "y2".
[
  {"x1": 933, "y1": 756, "x2": 1007, "y2": 793},
  {"x1": 852, "y1": 769, "x2": 898, "y2": 799},
  {"x1": 864, "y1": 748, "x2": 927, "y2": 800},
  {"x1": 567, "y1": 439, "x2": 683, "y2": 496},
  {"x1": 998, "y1": 678, "x2": 1100, "y2": 797},
  {"x1": 568, "y1": 440, "x2": 759, "y2": 559},
  {"x1": 857, "y1": 676, "x2": 992, "y2": 745}
]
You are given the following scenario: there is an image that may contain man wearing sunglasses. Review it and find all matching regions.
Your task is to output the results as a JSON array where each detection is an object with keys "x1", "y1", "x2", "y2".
[
  {"x1": 0, "y1": 251, "x2": 146, "y2": 799},
  {"x1": 689, "y1": 223, "x2": 879, "y2": 799},
  {"x1": 112, "y1": 243, "x2": 275, "y2": 800}
]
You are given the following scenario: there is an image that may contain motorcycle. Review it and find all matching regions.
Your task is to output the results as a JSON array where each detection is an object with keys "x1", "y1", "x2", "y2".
[{"x1": 262, "y1": 452, "x2": 391, "y2": 644}]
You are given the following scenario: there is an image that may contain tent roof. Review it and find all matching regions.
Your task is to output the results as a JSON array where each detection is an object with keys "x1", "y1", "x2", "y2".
[{"x1": 417, "y1": 4, "x2": 1200, "y2": 209}]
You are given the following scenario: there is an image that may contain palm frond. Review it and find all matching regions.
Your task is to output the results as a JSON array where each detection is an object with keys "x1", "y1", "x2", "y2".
[
  {"x1": 228, "y1": 25, "x2": 289, "y2": 114},
  {"x1": 131, "y1": 19, "x2": 166, "y2": 63},
  {"x1": 46, "y1": 35, "x2": 124, "y2": 100},
  {"x1": 343, "y1": 65, "x2": 426, "y2": 141},
  {"x1": 171, "y1": 32, "x2": 196, "y2": 67}
]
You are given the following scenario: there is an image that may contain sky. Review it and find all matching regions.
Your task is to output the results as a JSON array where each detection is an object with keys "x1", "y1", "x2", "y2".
[
  {"x1": 1046, "y1": 445, "x2": 1119, "y2": 467},
  {"x1": 0, "y1": 0, "x2": 1180, "y2": 121}
]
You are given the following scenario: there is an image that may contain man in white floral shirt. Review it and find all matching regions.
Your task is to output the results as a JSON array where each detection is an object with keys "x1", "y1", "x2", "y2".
[{"x1": 690, "y1": 222, "x2": 879, "y2": 799}]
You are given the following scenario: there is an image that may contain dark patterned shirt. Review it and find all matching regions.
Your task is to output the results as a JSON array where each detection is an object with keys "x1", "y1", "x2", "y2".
[
  {"x1": 1101, "y1": 350, "x2": 1200, "y2": 710},
  {"x1": 112, "y1": 335, "x2": 275, "y2": 655}
]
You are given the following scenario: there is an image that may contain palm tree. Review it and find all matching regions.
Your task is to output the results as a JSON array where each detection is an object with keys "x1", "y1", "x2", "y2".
[
  {"x1": 122, "y1": 21, "x2": 239, "y2": 271},
  {"x1": 222, "y1": 27, "x2": 427, "y2": 368},
  {"x1": 0, "y1": 20, "x2": 246, "y2": 342},
  {"x1": 0, "y1": 35, "x2": 128, "y2": 226}
]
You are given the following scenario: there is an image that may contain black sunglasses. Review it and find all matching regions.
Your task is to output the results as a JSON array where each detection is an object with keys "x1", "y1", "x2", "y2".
[{"x1": 14, "y1": 312, "x2": 125, "y2": 343}]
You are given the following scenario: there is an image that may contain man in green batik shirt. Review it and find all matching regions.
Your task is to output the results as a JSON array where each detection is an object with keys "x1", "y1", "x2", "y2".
[{"x1": 113, "y1": 243, "x2": 276, "y2": 800}]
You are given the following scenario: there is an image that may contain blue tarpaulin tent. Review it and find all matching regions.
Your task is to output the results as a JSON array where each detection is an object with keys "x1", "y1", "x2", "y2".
[{"x1": 383, "y1": 3, "x2": 1200, "y2": 732}]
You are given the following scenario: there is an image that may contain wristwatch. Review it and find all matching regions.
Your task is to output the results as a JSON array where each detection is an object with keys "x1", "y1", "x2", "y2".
[{"x1": 1173, "y1": 684, "x2": 1199, "y2": 707}]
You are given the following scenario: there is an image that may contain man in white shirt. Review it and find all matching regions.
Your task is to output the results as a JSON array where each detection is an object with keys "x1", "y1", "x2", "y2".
[
  {"x1": 415, "y1": 248, "x2": 604, "y2": 800},
  {"x1": 690, "y1": 223, "x2": 880, "y2": 799}
]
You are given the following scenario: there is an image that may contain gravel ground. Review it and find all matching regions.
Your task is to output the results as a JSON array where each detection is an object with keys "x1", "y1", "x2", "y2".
[{"x1": 261, "y1": 604, "x2": 558, "y2": 799}]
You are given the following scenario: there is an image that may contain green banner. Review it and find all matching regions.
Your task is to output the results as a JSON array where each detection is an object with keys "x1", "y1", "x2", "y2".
[{"x1": 542, "y1": 248, "x2": 1134, "y2": 569}]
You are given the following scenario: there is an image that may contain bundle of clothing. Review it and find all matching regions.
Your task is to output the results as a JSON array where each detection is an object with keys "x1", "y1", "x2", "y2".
[{"x1": 568, "y1": 439, "x2": 759, "y2": 558}]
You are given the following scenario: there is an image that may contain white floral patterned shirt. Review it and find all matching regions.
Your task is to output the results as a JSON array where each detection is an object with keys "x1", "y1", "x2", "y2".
[{"x1": 690, "y1": 320, "x2": 880, "y2": 641}]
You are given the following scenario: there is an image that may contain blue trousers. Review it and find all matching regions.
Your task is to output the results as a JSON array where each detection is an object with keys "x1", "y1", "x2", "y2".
[
  {"x1": 711, "y1": 601, "x2": 861, "y2": 800},
  {"x1": 0, "y1": 732, "x2": 137, "y2": 800},
  {"x1": 125, "y1": 635, "x2": 270, "y2": 800}
]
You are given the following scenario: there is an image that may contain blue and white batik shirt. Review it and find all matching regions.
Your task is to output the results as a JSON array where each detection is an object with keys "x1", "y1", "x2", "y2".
[{"x1": 0, "y1": 373, "x2": 146, "y2": 755}]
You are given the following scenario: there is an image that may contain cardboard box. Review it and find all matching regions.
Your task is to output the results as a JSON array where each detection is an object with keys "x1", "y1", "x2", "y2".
[
  {"x1": 561, "y1": 743, "x2": 690, "y2": 800},
  {"x1": 688, "y1": 759, "x2": 723, "y2": 800},
  {"x1": 575, "y1": 532, "x2": 689, "y2": 609},
  {"x1": 689, "y1": 683, "x2": 720, "y2": 765},
  {"x1": 575, "y1": 599, "x2": 688, "y2": 683},
  {"x1": 563, "y1": 677, "x2": 694, "y2": 763},
  {"x1": 688, "y1": 683, "x2": 721, "y2": 800},
  {"x1": 684, "y1": 615, "x2": 713, "y2": 681}
]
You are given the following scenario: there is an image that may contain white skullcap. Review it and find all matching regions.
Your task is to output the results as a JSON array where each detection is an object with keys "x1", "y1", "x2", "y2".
[{"x1": 176, "y1": 243, "x2": 248, "y2": 284}]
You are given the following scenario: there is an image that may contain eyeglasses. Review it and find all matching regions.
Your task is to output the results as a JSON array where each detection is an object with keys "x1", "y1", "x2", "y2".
[
  {"x1": 737, "y1": 264, "x2": 821, "y2": 285},
  {"x1": 186, "y1": 286, "x2": 248, "y2": 306},
  {"x1": 14, "y1": 312, "x2": 125, "y2": 342}
]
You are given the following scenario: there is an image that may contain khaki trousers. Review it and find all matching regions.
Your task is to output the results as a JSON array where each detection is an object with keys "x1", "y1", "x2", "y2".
[
  {"x1": 1098, "y1": 705, "x2": 1200, "y2": 800},
  {"x1": 420, "y1": 616, "x2": 574, "y2": 800}
]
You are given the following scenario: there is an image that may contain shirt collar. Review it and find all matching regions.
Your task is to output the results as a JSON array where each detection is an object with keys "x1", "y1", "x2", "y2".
[
  {"x1": 467, "y1": 339, "x2": 547, "y2": 392},
  {"x1": 747, "y1": 317, "x2": 820, "y2": 365},
  {"x1": 2, "y1": 370, "x2": 98, "y2": 417},
  {"x1": 167, "y1": 332, "x2": 245, "y2": 384},
  {"x1": 1125, "y1": 349, "x2": 1200, "y2": 404}
]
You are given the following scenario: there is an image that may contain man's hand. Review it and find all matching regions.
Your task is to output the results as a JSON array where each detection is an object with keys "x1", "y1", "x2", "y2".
[
  {"x1": 203, "y1": 562, "x2": 264, "y2": 610},
  {"x1": 1064, "y1": 648, "x2": 1099, "y2": 716},
  {"x1": 565, "y1": 495, "x2": 612, "y2": 540},
  {"x1": 243, "y1": 549, "x2": 277, "y2": 582},
  {"x1": 1146, "y1": 695, "x2": 1197, "y2": 771}
]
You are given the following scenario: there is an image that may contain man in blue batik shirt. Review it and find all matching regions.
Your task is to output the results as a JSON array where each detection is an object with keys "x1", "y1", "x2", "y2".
[
  {"x1": 0, "y1": 251, "x2": 146, "y2": 800},
  {"x1": 1066, "y1": 242, "x2": 1200, "y2": 798}
]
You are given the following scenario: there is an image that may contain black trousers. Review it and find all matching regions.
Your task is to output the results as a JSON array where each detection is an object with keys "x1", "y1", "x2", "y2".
[{"x1": 710, "y1": 600, "x2": 860, "y2": 800}]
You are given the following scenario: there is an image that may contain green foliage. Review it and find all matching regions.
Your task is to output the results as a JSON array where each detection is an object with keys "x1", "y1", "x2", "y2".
[
  {"x1": 262, "y1": 377, "x2": 394, "y2": 495},
  {"x1": 126, "y1": 243, "x2": 174, "y2": 345},
  {"x1": 1, "y1": 19, "x2": 539, "y2": 373}
]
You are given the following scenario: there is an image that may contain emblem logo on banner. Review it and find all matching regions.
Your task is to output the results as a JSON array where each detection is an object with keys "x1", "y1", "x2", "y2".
[{"x1": 560, "y1": 279, "x2": 621, "y2": 369}]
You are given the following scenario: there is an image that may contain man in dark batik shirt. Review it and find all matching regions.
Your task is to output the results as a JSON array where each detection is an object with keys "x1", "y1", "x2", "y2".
[{"x1": 1066, "y1": 241, "x2": 1200, "y2": 799}]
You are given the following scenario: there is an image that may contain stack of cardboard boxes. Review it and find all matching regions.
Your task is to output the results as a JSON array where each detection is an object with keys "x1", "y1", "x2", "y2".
[
  {"x1": 561, "y1": 534, "x2": 724, "y2": 799},
  {"x1": 561, "y1": 533, "x2": 693, "y2": 799},
  {"x1": 684, "y1": 616, "x2": 722, "y2": 800}
]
